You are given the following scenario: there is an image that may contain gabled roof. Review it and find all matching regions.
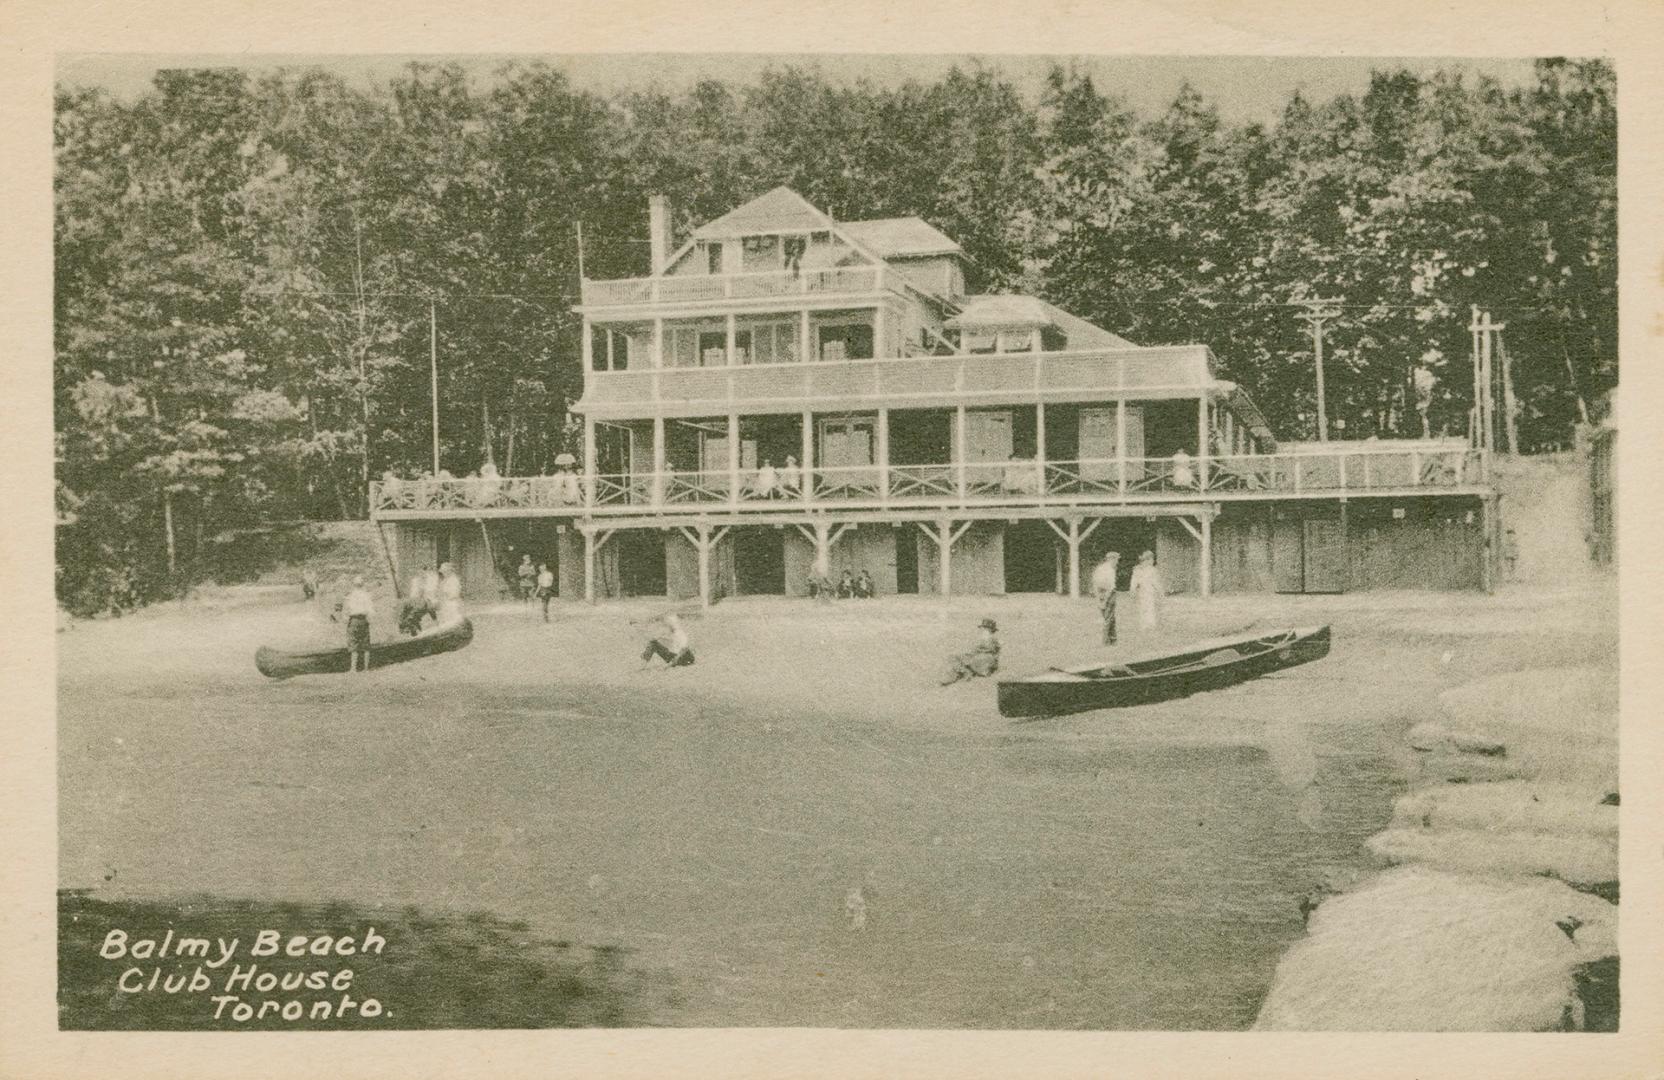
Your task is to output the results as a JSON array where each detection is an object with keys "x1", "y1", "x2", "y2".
[
  {"x1": 945, "y1": 294, "x2": 1139, "y2": 349},
  {"x1": 691, "y1": 186, "x2": 833, "y2": 239},
  {"x1": 839, "y1": 217, "x2": 963, "y2": 259}
]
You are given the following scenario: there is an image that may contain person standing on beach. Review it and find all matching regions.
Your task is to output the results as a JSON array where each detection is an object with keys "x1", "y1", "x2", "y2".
[
  {"x1": 1090, "y1": 551, "x2": 1121, "y2": 645},
  {"x1": 1129, "y1": 550, "x2": 1164, "y2": 630},
  {"x1": 517, "y1": 554, "x2": 537, "y2": 605},
  {"x1": 641, "y1": 613, "x2": 695, "y2": 668},
  {"x1": 941, "y1": 618, "x2": 1000, "y2": 685},
  {"x1": 1502, "y1": 528, "x2": 1520, "y2": 580},
  {"x1": 343, "y1": 575, "x2": 373, "y2": 673},
  {"x1": 536, "y1": 562, "x2": 555, "y2": 622},
  {"x1": 436, "y1": 562, "x2": 464, "y2": 625}
]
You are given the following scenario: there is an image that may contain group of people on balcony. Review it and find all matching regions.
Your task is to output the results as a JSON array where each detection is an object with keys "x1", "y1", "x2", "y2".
[{"x1": 376, "y1": 456, "x2": 586, "y2": 510}]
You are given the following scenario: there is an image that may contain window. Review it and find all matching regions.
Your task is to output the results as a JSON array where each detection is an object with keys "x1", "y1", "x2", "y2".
[
  {"x1": 742, "y1": 321, "x2": 797, "y2": 365},
  {"x1": 783, "y1": 235, "x2": 806, "y2": 272},
  {"x1": 706, "y1": 243, "x2": 723, "y2": 275},
  {"x1": 818, "y1": 323, "x2": 873, "y2": 361},
  {"x1": 698, "y1": 330, "x2": 727, "y2": 367}
]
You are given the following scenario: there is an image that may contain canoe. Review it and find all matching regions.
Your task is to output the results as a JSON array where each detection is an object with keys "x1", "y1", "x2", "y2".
[
  {"x1": 997, "y1": 625, "x2": 1331, "y2": 719},
  {"x1": 255, "y1": 618, "x2": 474, "y2": 679}
]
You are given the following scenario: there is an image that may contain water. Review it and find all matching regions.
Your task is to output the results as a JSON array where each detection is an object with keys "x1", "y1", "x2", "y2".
[{"x1": 60, "y1": 674, "x2": 1408, "y2": 1029}]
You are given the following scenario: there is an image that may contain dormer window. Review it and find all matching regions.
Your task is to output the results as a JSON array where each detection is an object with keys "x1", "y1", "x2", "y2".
[
  {"x1": 705, "y1": 243, "x2": 723, "y2": 275},
  {"x1": 783, "y1": 235, "x2": 806, "y2": 273}
]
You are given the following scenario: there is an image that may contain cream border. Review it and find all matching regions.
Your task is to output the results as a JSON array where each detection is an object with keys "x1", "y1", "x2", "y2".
[{"x1": 3, "y1": 1, "x2": 1661, "y2": 1076}]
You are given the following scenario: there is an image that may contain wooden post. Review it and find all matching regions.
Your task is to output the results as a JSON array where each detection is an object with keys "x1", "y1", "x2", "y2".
[
  {"x1": 697, "y1": 524, "x2": 712, "y2": 608},
  {"x1": 877, "y1": 406, "x2": 890, "y2": 503},
  {"x1": 874, "y1": 304, "x2": 887, "y2": 359},
  {"x1": 1197, "y1": 395, "x2": 1210, "y2": 490},
  {"x1": 653, "y1": 317, "x2": 665, "y2": 368},
  {"x1": 376, "y1": 522, "x2": 403, "y2": 599},
  {"x1": 726, "y1": 312, "x2": 738, "y2": 366},
  {"x1": 582, "y1": 417, "x2": 597, "y2": 510},
  {"x1": 581, "y1": 318, "x2": 593, "y2": 372},
  {"x1": 954, "y1": 404, "x2": 968, "y2": 499},
  {"x1": 652, "y1": 416, "x2": 666, "y2": 507},
  {"x1": 801, "y1": 410, "x2": 815, "y2": 504},
  {"x1": 1198, "y1": 513, "x2": 1212, "y2": 598},
  {"x1": 800, "y1": 309, "x2": 812, "y2": 364},
  {"x1": 1035, "y1": 402, "x2": 1048, "y2": 495},
  {"x1": 1067, "y1": 518, "x2": 1081, "y2": 598},
  {"x1": 1116, "y1": 398, "x2": 1128, "y2": 496},
  {"x1": 583, "y1": 528, "x2": 596, "y2": 604},
  {"x1": 938, "y1": 519, "x2": 953, "y2": 598},
  {"x1": 727, "y1": 413, "x2": 740, "y2": 508}
]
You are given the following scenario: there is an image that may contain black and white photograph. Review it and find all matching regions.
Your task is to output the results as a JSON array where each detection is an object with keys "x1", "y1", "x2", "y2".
[{"x1": 7, "y1": 2, "x2": 1663, "y2": 1076}]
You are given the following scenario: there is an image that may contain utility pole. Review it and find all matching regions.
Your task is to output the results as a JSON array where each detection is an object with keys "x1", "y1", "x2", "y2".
[
  {"x1": 1468, "y1": 308, "x2": 1509, "y2": 454},
  {"x1": 1494, "y1": 320, "x2": 1518, "y2": 455},
  {"x1": 1292, "y1": 298, "x2": 1343, "y2": 441},
  {"x1": 430, "y1": 300, "x2": 440, "y2": 475}
]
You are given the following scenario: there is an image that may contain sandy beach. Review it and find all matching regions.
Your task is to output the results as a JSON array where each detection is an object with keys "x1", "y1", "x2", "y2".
[{"x1": 58, "y1": 580, "x2": 1617, "y2": 1028}]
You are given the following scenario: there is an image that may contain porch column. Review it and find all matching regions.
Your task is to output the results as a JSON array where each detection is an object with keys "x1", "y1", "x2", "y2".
[
  {"x1": 800, "y1": 310, "x2": 812, "y2": 364},
  {"x1": 653, "y1": 318, "x2": 665, "y2": 367},
  {"x1": 583, "y1": 528, "x2": 596, "y2": 604},
  {"x1": 1067, "y1": 519, "x2": 1082, "y2": 598},
  {"x1": 726, "y1": 312, "x2": 738, "y2": 366},
  {"x1": 1197, "y1": 395, "x2": 1210, "y2": 490},
  {"x1": 581, "y1": 318, "x2": 594, "y2": 372},
  {"x1": 876, "y1": 406, "x2": 890, "y2": 504},
  {"x1": 1116, "y1": 398, "x2": 1128, "y2": 496},
  {"x1": 1035, "y1": 402, "x2": 1048, "y2": 495},
  {"x1": 651, "y1": 416, "x2": 666, "y2": 507},
  {"x1": 605, "y1": 327, "x2": 615, "y2": 371},
  {"x1": 1199, "y1": 513, "x2": 1212, "y2": 598},
  {"x1": 873, "y1": 303, "x2": 887, "y2": 359},
  {"x1": 801, "y1": 410, "x2": 815, "y2": 505},
  {"x1": 697, "y1": 524, "x2": 712, "y2": 608},
  {"x1": 938, "y1": 519, "x2": 953, "y2": 598},
  {"x1": 582, "y1": 417, "x2": 597, "y2": 511},
  {"x1": 728, "y1": 413, "x2": 741, "y2": 508},
  {"x1": 955, "y1": 404, "x2": 968, "y2": 499}
]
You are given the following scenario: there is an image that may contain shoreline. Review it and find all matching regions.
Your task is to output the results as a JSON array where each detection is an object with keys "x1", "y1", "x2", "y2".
[{"x1": 57, "y1": 580, "x2": 1618, "y2": 1028}]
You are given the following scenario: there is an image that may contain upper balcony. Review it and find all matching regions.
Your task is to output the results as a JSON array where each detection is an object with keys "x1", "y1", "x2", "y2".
[
  {"x1": 577, "y1": 345, "x2": 1219, "y2": 420},
  {"x1": 579, "y1": 265, "x2": 908, "y2": 313}
]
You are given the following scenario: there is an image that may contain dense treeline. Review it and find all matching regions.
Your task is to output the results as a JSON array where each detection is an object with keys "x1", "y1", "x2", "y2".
[{"x1": 54, "y1": 59, "x2": 1614, "y2": 613}]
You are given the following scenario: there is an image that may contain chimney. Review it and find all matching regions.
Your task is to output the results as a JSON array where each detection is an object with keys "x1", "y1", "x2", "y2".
[{"x1": 648, "y1": 195, "x2": 671, "y2": 276}]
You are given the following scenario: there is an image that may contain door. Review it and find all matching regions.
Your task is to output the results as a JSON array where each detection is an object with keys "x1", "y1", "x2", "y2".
[
  {"x1": 964, "y1": 409, "x2": 1013, "y2": 490},
  {"x1": 1079, "y1": 407, "x2": 1144, "y2": 482},
  {"x1": 1302, "y1": 519, "x2": 1348, "y2": 593},
  {"x1": 1271, "y1": 514, "x2": 1304, "y2": 593},
  {"x1": 818, "y1": 418, "x2": 875, "y2": 496}
]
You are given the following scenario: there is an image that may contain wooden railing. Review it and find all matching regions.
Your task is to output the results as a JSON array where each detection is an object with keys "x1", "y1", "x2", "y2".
[
  {"x1": 581, "y1": 266, "x2": 895, "y2": 308},
  {"x1": 371, "y1": 447, "x2": 1487, "y2": 515},
  {"x1": 580, "y1": 345, "x2": 1217, "y2": 414}
]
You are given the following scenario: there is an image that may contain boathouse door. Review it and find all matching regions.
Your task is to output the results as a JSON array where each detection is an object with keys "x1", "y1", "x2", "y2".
[{"x1": 1301, "y1": 519, "x2": 1348, "y2": 593}]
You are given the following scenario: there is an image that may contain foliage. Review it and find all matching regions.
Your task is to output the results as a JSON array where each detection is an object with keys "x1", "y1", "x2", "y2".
[{"x1": 55, "y1": 59, "x2": 1616, "y2": 612}]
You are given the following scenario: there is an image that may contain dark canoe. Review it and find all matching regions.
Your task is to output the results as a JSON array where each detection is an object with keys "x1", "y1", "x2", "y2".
[
  {"x1": 997, "y1": 625, "x2": 1331, "y2": 719},
  {"x1": 255, "y1": 618, "x2": 474, "y2": 679}
]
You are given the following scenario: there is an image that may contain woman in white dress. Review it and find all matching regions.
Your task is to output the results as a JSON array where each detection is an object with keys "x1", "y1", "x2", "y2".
[
  {"x1": 435, "y1": 562, "x2": 465, "y2": 625},
  {"x1": 1128, "y1": 550, "x2": 1164, "y2": 630}
]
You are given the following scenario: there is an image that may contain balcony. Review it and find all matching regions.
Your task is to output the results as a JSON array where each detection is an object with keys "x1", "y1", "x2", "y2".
[
  {"x1": 581, "y1": 266, "x2": 903, "y2": 310},
  {"x1": 370, "y1": 446, "x2": 1489, "y2": 518},
  {"x1": 578, "y1": 346, "x2": 1217, "y2": 418}
]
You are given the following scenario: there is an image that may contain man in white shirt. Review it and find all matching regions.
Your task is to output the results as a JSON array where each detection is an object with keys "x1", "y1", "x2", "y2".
[
  {"x1": 343, "y1": 576, "x2": 374, "y2": 672},
  {"x1": 641, "y1": 612, "x2": 695, "y2": 668},
  {"x1": 536, "y1": 562, "x2": 555, "y2": 622}
]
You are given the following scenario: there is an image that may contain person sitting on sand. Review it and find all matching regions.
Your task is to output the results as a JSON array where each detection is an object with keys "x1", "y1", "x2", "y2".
[
  {"x1": 343, "y1": 576, "x2": 374, "y2": 673},
  {"x1": 301, "y1": 568, "x2": 319, "y2": 602},
  {"x1": 641, "y1": 612, "x2": 695, "y2": 668},
  {"x1": 836, "y1": 570, "x2": 856, "y2": 599},
  {"x1": 941, "y1": 618, "x2": 1000, "y2": 685},
  {"x1": 854, "y1": 570, "x2": 874, "y2": 599}
]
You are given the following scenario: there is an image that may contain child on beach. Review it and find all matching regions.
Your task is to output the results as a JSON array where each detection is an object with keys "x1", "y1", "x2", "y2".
[
  {"x1": 343, "y1": 576, "x2": 373, "y2": 673},
  {"x1": 941, "y1": 618, "x2": 1000, "y2": 685}
]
